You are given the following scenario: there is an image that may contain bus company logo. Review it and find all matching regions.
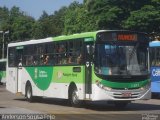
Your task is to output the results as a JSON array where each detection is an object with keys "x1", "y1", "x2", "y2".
[
  {"x1": 57, "y1": 71, "x2": 63, "y2": 79},
  {"x1": 34, "y1": 68, "x2": 38, "y2": 79},
  {"x1": 39, "y1": 70, "x2": 48, "y2": 78},
  {"x1": 152, "y1": 68, "x2": 160, "y2": 77}
]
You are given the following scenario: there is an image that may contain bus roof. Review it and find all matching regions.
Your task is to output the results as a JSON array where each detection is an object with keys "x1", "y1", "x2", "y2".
[
  {"x1": 52, "y1": 31, "x2": 98, "y2": 41},
  {"x1": 149, "y1": 41, "x2": 160, "y2": 47},
  {"x1": 8, "y1": 30, "x2": 144, "y2": 47},
  {"x1": 8, "y1": 37, "x2": 53, "y2": 47},
  {"x1": 8, "y1": 30, "x2": 102, "y2": 47},
  {"x1": 52, "y1": 30, "x2": 140, "y2": 41}
]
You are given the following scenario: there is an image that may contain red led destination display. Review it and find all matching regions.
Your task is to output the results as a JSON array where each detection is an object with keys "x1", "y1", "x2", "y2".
[{"x1": 117, "y1": 34, "x2": 137, "y2": 41}]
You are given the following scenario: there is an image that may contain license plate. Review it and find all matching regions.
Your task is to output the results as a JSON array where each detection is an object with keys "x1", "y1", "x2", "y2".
[{"x1": 122, "y1": 92, "x2": 132, "y2": 97}]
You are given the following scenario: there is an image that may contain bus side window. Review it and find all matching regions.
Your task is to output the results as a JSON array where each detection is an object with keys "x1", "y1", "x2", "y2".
[
  {"x1": 56, "y1": 42, "x2": 67, "y2": 65},
  {"x1": 43, "y1": 54, "x2": 49, "y2": 65},
  {"x1": 75, "y1": 40, "x2": 83, "y2": 64},
  {"x1": 77, "y1": 53, "x2": 83, "y2": 64},
  {"x1": 66, "y1": 39, "x2": 84, "y2": 65},
  {"x1": 8, "y1": 47, "x2": 16, "y2": 67},
  {"x1": 68, "y1": 41, "x2": 76, "y2": 64},
  {"x1": 67, "y1": 55, "x2": 73, "y2": 64},
  {"x1": 46, "y1": 42, "x2": 54, "y2": 65}
]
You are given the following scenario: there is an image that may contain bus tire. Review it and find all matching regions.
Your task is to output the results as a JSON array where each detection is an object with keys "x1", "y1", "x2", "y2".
[
  {"x1": 26, "y1": 84, "x2": 33, "y2": 102},
  {"x1": 69, "y1": 85, "x2": 81, "y2": 107}
]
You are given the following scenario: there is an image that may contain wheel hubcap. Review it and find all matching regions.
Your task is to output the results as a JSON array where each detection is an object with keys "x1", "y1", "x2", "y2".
[
  {"x1": 72, "y1": 91, "x2": 78, "y2": 104},
  {"x1": 27, "y1": 88, "x2": 31, "y2": 99}
]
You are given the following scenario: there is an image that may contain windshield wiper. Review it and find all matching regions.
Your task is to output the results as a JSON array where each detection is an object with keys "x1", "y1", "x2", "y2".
[{"x1": 128, "y1": 43, "x2": 139, "y2": 65}]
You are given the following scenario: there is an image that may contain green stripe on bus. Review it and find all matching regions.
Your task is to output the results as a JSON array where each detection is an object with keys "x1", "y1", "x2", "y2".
[
  {"x1": 101, "y1": 79, "x2": 149, "y2": 89},
  {"x1": 25, "y1": 66, "x2": 84, "y2": 90},
  {"x1": 52, "y1": 31, "x2": 97, "y2": 41},
  {"x1": 0, "y1": 71, "x2": 6, "y2": 78},
  {"x1": 52, "y1": 66, "x2": 84, "y2": 83},
  {"x1": 25, "y1": 67, "x2": 53, "y2": 90}
]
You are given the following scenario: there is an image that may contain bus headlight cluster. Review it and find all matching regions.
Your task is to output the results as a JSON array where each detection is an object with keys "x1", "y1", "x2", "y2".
[{"x1": 96, "y1": 80, "x2": 112, "y2": 91}]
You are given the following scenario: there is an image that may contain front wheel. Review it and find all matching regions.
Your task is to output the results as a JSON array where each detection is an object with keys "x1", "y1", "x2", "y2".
[
  {"x1": 26, "y1": 84, "x2": 33, "y2": 102},
  {"x1": 69, "y1": 86, "x2": 81, "y2": 107}
]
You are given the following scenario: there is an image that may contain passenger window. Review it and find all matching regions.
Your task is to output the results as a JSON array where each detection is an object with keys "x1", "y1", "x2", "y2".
[{"x1": 8, "y1": 47, "x2": 16, "y2": 67}]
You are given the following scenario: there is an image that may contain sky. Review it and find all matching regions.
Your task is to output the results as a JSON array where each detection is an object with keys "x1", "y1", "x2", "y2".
[{"x1": 0, "y1": 0, "x2": 83, "y2": 19}]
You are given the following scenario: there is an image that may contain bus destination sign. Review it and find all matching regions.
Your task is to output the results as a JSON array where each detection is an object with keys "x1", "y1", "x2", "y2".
[
  {"x1": 97, "y1": 32, "x2": 139, "y2": 42},
  {"x1": 117, "y1": 34, "x2": 137, "y2": 41}
]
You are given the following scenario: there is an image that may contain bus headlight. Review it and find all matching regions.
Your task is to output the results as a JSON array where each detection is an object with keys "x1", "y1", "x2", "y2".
[
  {"x1": 103, "y1": 86, "x2": 112, "y2": 91},
  {"x1": 96, "y1": 80, "x2": 112, "y2": 91}
]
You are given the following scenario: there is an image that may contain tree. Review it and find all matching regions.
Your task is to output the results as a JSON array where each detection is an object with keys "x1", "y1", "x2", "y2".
[
  {"x1": 11, "y1": 15, "x2": 35, "y2": 41},
  {"x1": 0, "y1": 7, "x2": 10, "y2": 31},
  {"x1": 84, "y1": 0, "x2": 155, "y2": 30},
  {"x1": 64, "y1": 1, "x2": 84, "y2": 34},
  {"x1": 84, "y1": 0, "x2": 124, "y2": 30},
  {"x1": 123, "y1": 5, "x2": 160, "y2": 33},
  {"x1": 1, "y1": 0, "x2": 160, "y2": 43},
  {"x1": 5, "y1": 6, "x2": 35, "y2": 41},
  {"x1": 97, "y1": 6, "x2": 123, "y2": 29},
  {"x1": 51, "y1": 7, "x2": 67, "y2": 36},
  {"x1": 39, "y1": 11, "x2": 49, "y2": 20},
  {"x1": 33, "y1": 11, "x2": 50, "y2": 39}
]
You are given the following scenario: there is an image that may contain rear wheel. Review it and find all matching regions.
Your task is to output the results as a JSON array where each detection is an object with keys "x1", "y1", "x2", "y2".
[
  {"x1": 69, "y1": 86, "x2": 81, "y2": 107},
  {"x1": 26, "y1": 84, "x2": 33, "y2": 102}
]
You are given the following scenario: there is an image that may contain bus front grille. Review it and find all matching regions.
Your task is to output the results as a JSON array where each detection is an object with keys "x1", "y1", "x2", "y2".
[{"x1": 112, "y1": 92, "x2": 140, "y2": 99}]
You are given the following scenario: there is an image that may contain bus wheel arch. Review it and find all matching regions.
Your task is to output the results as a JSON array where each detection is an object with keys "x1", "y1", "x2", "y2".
[
  {"x1": 68, "y1": 82, "x2": 81, "y2": 107},
  {"x1": 25, "y1": 81, "x2": 33, "y2": 102}
]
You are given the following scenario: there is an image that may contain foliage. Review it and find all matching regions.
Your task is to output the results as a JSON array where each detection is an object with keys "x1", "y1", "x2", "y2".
[
  {"x1": 0, "y1": 7, "x2": 9, "y2": 31},
  {"x1": 64, "y1": 1, "x2": 85, "y2": 34},
  {"x1": 11, "y1": 16, "x2": 35, "y2": 41},
  {"x1": 0, "y1": 0, "x2": 159, "y2": 42},
  {"x1": 123, "y1": 5, "x2": 160, "y2": 33}
]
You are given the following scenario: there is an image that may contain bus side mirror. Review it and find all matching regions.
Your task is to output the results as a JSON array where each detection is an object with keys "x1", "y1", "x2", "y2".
[
  {"x1": 86, "y1": 45, "x2": 94, "y2": 55},
  {"x1": 92, "y1": 45, "x2": 95, "y2": 54},
  {"x1": 86, "y1": 45, "x2": 90, "y2": 54}
]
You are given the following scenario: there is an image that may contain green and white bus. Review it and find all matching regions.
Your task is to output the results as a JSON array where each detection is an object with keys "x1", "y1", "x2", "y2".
[
  {"x1": 6, "y1": 30, "x2": 151, "y2": 107},
  {"x1": 0, "y1": 58, "x2": 6, "y2": 84}
]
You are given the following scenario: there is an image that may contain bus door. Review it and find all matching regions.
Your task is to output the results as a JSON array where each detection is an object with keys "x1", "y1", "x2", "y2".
[
  {"x1": 6, "y1": 47, "x2": 17, "y2": 93},
  {"x1": 85, "y1": 43, "x2": 94, "y2": 99},
  {"x1": 16, "y1": 49, "x2": 23, "y2": 93}
]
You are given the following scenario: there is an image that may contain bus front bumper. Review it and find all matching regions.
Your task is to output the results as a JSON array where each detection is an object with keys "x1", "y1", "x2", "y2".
[{"x1": 91, "y1": 84, "x2": 151, "y2": 101}]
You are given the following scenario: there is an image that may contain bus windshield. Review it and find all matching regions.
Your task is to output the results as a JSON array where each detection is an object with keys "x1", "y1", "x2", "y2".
[{"x1": 94, "y1": 42, "x2": 148, "y2": 76}]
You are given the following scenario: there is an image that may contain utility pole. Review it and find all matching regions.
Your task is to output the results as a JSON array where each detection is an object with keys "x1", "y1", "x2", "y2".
[{"x1": 0, "y1": 30, "x2": 9, "y2": 58}]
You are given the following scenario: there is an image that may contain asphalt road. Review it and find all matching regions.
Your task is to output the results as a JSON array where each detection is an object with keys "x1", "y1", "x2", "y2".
[{"x1": 0, "y1": 84, "x2": 160, "y2": 120}]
